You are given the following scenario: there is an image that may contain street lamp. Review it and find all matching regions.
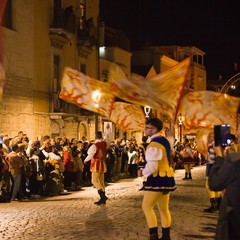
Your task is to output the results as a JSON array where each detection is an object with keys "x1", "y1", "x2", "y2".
[
  {"x1": 144, "y1": 106, "x2": 151, "y2": 118},
  {"x1": 178, "y1": 113, "x2": 183, "y2": 143},
  {"x1": 92, "y1": 90, "x2": 101, "y2": 108}
]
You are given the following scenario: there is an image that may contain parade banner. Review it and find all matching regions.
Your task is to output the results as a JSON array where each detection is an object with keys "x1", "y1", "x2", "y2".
[
  {"x1": 110, "y1": 102, "x2": 145, "y2": 131},
  {"x1": 178, "y1": 91, "x2": 240, "y2": 134},
  {"x1": 108, "y1": 57, "x2": 190, "y2": 120},
  {"x1": 59, "y1": 67, "x2": 115, "y2": 118}
]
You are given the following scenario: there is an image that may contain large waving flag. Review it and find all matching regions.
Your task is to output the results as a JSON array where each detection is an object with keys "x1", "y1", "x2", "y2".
[
  {"x1": 59, "y1": 67, "x2": 115, "y2": 118},
  {"x1": 108, "y1": 57, "x2": 190, "y2": 120},
  {"x1": 178, "y1": 91, "x2": 240, "y2": 134},
  {"x1": 110, "y1": 102, "x2": 145, "y2": 131},
  {"x1": 59, "y1": 67, "x2": 146, "y2": 131}
]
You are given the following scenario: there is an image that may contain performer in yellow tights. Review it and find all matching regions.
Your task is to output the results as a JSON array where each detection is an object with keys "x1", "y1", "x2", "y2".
[{"x1": 142, "y1": 118, "x2": 176, "y2": 240}]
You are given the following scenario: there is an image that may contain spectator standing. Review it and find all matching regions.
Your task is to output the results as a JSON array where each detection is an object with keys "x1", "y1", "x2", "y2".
[
  {"x1": 54, "y1": 137, "x2": 63, "y2": 152},
  {"x1": 72, "y1": 149, "x2": 84, "y2": 190},
  {"x1": 127, "y1": 143, "x2": 138, "y2": 178},
  {"x1": 105, "y1": 142, "x2": 116, "y2": 182},
  {"x1": 38, "y1": 136, "x2": 52, "y2": 185},
  {"x1": 114, "y1": 139, "x2": 122, "y2": 180},
  {"x1": 208, "y1": 147, "x2": 240, "y2": 240},
  {"x1": 28, "y1": 147, "x2": 44, "y2": 197},
  {"x1": 120, "y1": 144, "x2": 128, "y2": 175},
  {"x1": 62, "y1": 145, "x2": 74, "y2": 190},
  {"x1": 6, "y1": 144, "x2": 25, "y2": 201},
  {"x1": 18, "y1": 143, "x2": 32, "y2": 199},
  {"x1": 82, "y1": 141, "x2": 91, "y2": 185}
]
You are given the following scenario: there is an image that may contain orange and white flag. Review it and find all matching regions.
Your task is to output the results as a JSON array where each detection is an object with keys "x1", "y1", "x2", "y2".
[
  {"x1": 178, "y1": 91, "x2": 240, "y2": 134},
  {"x1": 108, "y1": 57, "x2": 190, "y2": 120},
  {"x1": 110, "y1": 102, "x2": 145, "y2": 131},
  {"x1": 59, "y1": 67, "x2": 115, "y2": 118}
]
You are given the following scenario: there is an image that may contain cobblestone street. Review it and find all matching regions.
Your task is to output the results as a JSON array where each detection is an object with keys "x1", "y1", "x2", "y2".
[{"x1": 0, "y1": 166, "x2": 218, "y2": 240}]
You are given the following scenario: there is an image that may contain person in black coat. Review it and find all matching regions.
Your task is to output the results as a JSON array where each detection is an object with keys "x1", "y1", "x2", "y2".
[
  {"x1": 105, "y1": 142, "x2": 116, "y2": 182},
  {"x1": 208, "y1": 147, "x2": 240, "y2": 240}
]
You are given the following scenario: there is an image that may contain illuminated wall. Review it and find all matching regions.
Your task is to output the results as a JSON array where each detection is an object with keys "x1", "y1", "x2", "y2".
[{"x1": 1, "y1": 0, "x2": 100, "y2": 141}]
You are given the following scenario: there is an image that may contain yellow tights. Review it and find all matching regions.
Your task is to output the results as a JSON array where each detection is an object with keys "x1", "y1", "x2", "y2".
[
  {"x1": 91, "y1": 172, "x2": 105, "y2": 191},
  {"x1": 205, "y1": 178, "x2": 221, "y2": 199},
  {"x1": 142, "y1": 191, "x2": 171, "y2": 228}
]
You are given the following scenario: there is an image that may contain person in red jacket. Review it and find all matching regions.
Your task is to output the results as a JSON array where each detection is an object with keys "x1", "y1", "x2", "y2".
[{"x1": 84, "y1": 131, "x2": 108, "y2": 205}]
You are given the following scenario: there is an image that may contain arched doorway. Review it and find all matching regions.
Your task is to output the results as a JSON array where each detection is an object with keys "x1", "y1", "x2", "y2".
[
  {"x1": 78, "y1": 122, "x2": 87, "y2": 141},
  {"x1": 50, "y1": 120, "x2": 61, "y2": 139}
]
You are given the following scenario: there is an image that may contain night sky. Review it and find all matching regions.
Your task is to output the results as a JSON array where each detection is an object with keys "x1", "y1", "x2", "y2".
[{"x1": 99, "y1": 0, "x2": 240, "y2": 82}]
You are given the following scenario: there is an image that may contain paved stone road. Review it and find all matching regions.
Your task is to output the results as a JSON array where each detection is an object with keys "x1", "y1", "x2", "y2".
[{"x1": 0, "y1": 166, "x2": 218, "y2": 240}]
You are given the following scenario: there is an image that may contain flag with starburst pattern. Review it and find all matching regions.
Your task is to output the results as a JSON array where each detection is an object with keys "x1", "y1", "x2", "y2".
[
  {"x1": 59, "y1": 67, "x2": 115, "y2": 118},
  {"x1": 178, "y1": 91, "x2": 240, "y2": 134},
  {"x1": 110, "y1": 102, "x2": 145, "y2": 131}
]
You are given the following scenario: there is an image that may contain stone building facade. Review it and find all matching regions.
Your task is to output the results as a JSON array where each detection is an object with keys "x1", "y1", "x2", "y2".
[
  {"x1": 1, "y1": 1, "x2": 208, "y2": 143},
  {"x1": 1, "y1": 0, "x2": 102, "y2": 141}
]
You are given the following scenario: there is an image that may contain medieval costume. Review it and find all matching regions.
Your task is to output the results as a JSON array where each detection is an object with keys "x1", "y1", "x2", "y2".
[
  {"x1": 84, "y1": 131, "x2": 108, "y2": 205},
  {"x1": 142, "y1": 118, "x2": 176, "y2": 240}
]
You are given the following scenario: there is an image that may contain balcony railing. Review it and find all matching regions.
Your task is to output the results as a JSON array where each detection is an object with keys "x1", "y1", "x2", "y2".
[
  {"x1": 51, "y1": 6, "x2": 76, "y2": 34},
  {"x1": 50, "y1": 6, "x2": 97, "y2": 48}
]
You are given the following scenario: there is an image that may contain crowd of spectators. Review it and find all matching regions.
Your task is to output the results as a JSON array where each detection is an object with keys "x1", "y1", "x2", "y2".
[
  {"x1": 0, "y1": 130, "x2": 217, "y2": 203},
  {"x1": 0, "y1": 131, "x2": 144, "y2": 203}
]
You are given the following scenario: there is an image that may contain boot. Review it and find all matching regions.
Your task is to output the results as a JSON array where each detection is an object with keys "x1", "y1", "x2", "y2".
[
  {"x1": 94, "y1": 189, "x2": 106, "y2": 205},
  {"x1": 159, "y1": 227, "x2": 171, "y2": 240},
  {"x1": 103, "y1": 191, "x2": 108, "y2": 201},
  {"x1": 182, "y1": 172, "x2": 188, "y2": 180},
  {"x1": 148, "y1": 227, "x2": 158, "y2": 240},
  {"x1": 188, "y1": 172, "x2": 192, "y2": 179},
  {"x1": 203, "y1": 198, "x2": 218, "y2": 213},
  {"x1": 216, "y1": 197, "x2": 222, "y2": 210}
]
